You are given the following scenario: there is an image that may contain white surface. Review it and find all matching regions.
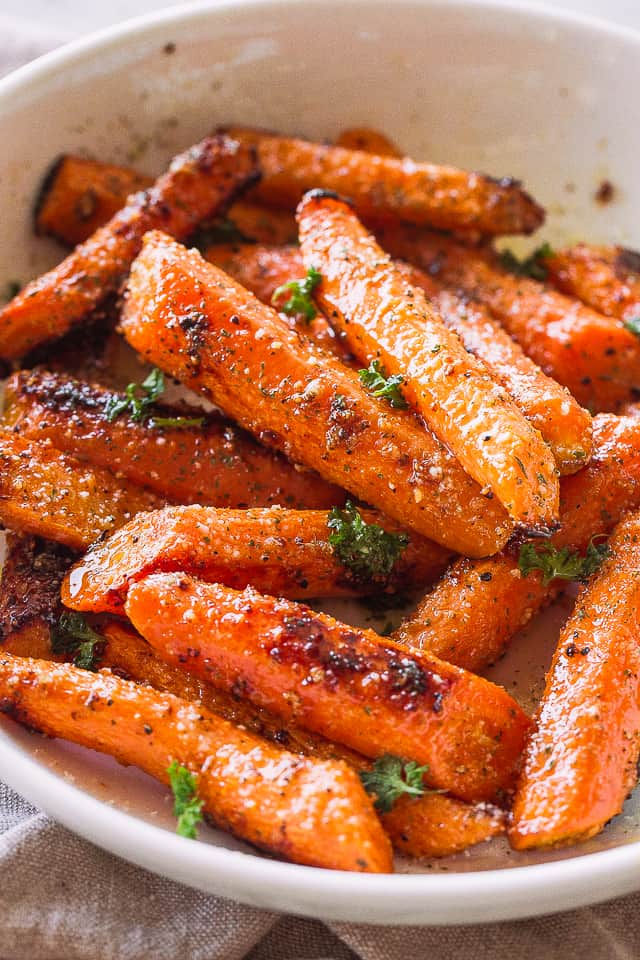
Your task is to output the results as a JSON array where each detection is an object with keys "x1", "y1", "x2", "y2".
[{"x1": 1, "y1": 0, "x2": 640, "y2": 927}]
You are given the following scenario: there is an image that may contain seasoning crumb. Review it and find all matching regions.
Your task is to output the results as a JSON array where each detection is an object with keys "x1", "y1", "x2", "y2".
[
  {"x1": 163, "y1": 42, "x2": 176, "y2": 55},
  {"x1": 595, "y1": 180, "x2": 615, "y2": 205}
]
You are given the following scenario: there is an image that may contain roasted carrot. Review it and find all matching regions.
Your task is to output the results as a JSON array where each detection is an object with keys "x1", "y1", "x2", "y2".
[
  {"x1": 120, "y1": 231, "x2": 512, "y2": 556},
  {"x1": 546, "y1": 243, "x2": 640, "y2": 322},
  {"x1": 204, "y1": 243, "x2": 591, "y2": 474},
  {"x1": 225, "y1": 127, "x2": 544, "y2": 236},
  {"x1": 395, "y1": 413, "x2": 640, "y2": 672},
  {"x1": 101, "y1": 622, "x2": 503, "y2": 856},
  {"x1": 4, "y1": 370, "x2": 343, "y2": 510},
  {"x1": 0, "y1": 433, "x2": 161, "y2": 551},
  {"x1": 335, "y1": 127, "x2": 402, "y2": 157},
  {"x1": 125, "y1": 572, "x2": 531, "y2": 803},
  {"x1": 0, "y1": 653, "x2": 391, "y2": 871},
  {"x1": 62, "y1": 504, "x2": 451, "y2": 614},
  {"x1": 377, "y1": 225, "x2": 640, "y2": 411},
  {"x1": 298, "y1": 191, "x2": 559, "y2": 533},
  {"x1": 34, "y1": 154, "x2": 297, "y2": 248},
  {"x1": 0, "y1": 136, "x2": 259, "y2": 359},
  {"x1": 510, "y1": 509, "x2": 640, "y2": 849}
]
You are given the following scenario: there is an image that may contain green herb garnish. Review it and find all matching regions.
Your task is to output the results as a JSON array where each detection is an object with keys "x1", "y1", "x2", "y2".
[
  {"x1": 498, "y1": 242, "x2": 554, "y2": 281},
  {"x1": 328, "y1": 501, "x2": 408, "y2": 584},
  {"x1": 51, "y1": 611, "x2": 105, "y2": 671},
  {"x1": 358, "y1": 360, "x2": 408, "y2": 409},
  {"x1": 359, "y1": 754, "x2": 431, "y2": 813},
  {"x1": 518, "y1": 538, "x2": 611, "y2": 586},
  {"x1": 105, "y1": 368, "x2": 204, "y2": 429},
  {"x1": 624, "y1": 317, "x2": 640, "y2": 338},
  {"x1": 272, "y1": 266, "x2": 321, "y2": 321},
  {"x1": 167, "y1": 762, "x2": 204, "y2": 839}
]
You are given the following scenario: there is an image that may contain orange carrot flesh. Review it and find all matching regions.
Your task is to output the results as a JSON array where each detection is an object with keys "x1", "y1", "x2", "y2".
[
  {"x1": 0, "y1": 136, "x2": 259, "y2": 359},
  {"x1": 120, "y1": 231, "x2": 513, "y2": 556},
  {"x1": 34, "y1": 154, "x2": 296, "y2": 249},
  {"x1": 0, "y1": 432, "x2": 161, "y2": 551},
  {"x1": 4, "y1": 370, "x2": 343, "y2": 511},
  {"x1": 125, "y1": 572, "x2": 532, "y2": 803},
  {"x1": 298, "y1": 192, "x2": 559, "y2": 533},
  {"x1": 546, "y1": 243, "x2": 640, "y2": 321},
  {"x1": 100, "y1": 622, "x2": 502, "y2": 857},
  {"x1": 226, "y1": 127, "x2": 544, "y2": 236},
  {"x1": 0, "y1": 653, "x2": 392, "y2": 872},
  {"x1": 378, "y1": 225, "x2": 640, "y2": 411},
  {"x1": 335, "y1": 127, "x2": 403, "y2": 157},
  {"x1": 62, "y1": 504, "x2": 452, "y2": 614},
  {"x1": 510, "y1": 509, "x2": 640, "y2": 849},
  {"x1": 204, "y1": 242, "x2": 592, "y2": 474},
  {"x1": 394, "y1": 414, "x2": 640, "y2": 672}
]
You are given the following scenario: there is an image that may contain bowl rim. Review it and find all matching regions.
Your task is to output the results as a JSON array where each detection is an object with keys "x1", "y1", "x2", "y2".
[{"x1": 2, "y1": 0, "x2": 640, "y2": 924}]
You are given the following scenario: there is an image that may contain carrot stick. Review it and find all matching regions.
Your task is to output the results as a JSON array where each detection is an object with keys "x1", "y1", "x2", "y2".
[
  {"x1": 394, "y1": 413, "x2": 640, "y2": 672},
  {"x1": 382, "y1": 793, "x2": 504, "y2": 859},
  {"x1": 0, "y1": 136, "x2": 259, "y2": 359},
  {"x1": 0, "y1": 653, "x2": 392, "y2": 871},
  {"x1": 546, "y1": 243, "x2": 640, "y2": 322},
  {"x1": 0, "y1": 433, "x2": 161, "y2": 551},
  {"x1": 125, "y1": 572, "x2": 531, "y2": 803},
  {"x1": 377, "y1": 225, "x2": 640, "y2": 411},
  {"x1": 61, "y1": 504, "x2": 452, "y2": 614},
  {"x1": 4, "y1": 370, "x2": 344, "y2": 511},
  {"x1": 335, "y1": 127, "x2": 402, "y2": 157},
  {"x1": 34, "y1": 154, "x2": 297, "y2": 249},
  {"x1": 204, "y1": 243, "x2": 591, "y2": 473},
  {"x1": 510, "y1": 509, "x2": 640, "y2": 849},
  {"x1": 120, "y1": 230, "x2": 513, "y2": 556},
  {"x1": 225, "y1": 127, "x2": 544, "y2": 236},
  {"x1": 298, "y1": 191, "x2": 559, "y2": 533}
]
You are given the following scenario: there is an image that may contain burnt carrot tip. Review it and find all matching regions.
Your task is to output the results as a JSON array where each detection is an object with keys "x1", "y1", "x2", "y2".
[{"x1": 303, "y1": 188, "x2": 354, "y2": 207}]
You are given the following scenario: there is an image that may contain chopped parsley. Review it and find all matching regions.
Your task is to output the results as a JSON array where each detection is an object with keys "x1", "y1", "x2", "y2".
[
  {"x1": 624, "y1": 317, "x2": 640, "y2": 338},
  {"x1": 358, "y1": 360, "x2": 408, "y2": 409},
  {"x1": 359, "y1": 754, "x2": 431, "y2": 813},
  {"x1": 271, "y1": 266, "x2": 321, "y2": 321},
  {"x1": 518, "y1": 538, "x2": 611, "y2": 586},
  {"x1": 51, "y1": 611, "x2": 105, "y2": 671},
  {"x1": 167, "y1": 761, "x2": 204, "y2": 839},
  {"x1": 498, "y1": 242, "x2": 554, "y2": 282},
  {"x1": 105, "y1": 368, "x2": 204, "y2": 429},
  {"x1": 327, "y1": 501, "x2": 408, "y2": 584}
]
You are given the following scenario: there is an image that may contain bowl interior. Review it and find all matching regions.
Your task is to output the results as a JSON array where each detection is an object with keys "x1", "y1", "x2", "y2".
[{"x1": 1, "y1": 0, "x2": 639, "y2": 925}]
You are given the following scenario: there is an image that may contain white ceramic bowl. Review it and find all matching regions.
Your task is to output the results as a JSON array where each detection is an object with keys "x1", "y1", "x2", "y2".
[{"x1": 1, "y1": 0, "x2": 640, "y2": 926}]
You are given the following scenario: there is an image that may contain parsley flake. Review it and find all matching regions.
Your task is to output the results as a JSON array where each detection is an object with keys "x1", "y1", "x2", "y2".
[
  {"x1": 272, "y1": 266, "x2": 321, "y2": 321},
  {"x1": 167, "y1": 761, "x2": 204, "y2": 839},
  {"x1": 498, "y1": 243, "x2": 554, "y2": 282},
  {"x1": 359, "y1": 754, "x2": 431, "y2": 813},
  {"x1": 327, "y1": 501, "x2": 408, "y2": 584},
  {"x1": 51, "y1": 611, "x2": 105, "y2": 671},
  {"x1": 624, "y1": 317, "x2": 640, "y2": 338},
  {"x1": 518, "y1": 538, "x2": 611, "y2": 586},
  {"x1": 105, "y1": 368, "x2": 204, "y2": 430},
  {"x1": 358, "y1": 360, "x2": 408, "y2": 409}
]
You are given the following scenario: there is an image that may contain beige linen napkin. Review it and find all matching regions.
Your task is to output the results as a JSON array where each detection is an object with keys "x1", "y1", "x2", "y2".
[{"x1": 2, "y1": 12, "x2": 640, "y2": 960}]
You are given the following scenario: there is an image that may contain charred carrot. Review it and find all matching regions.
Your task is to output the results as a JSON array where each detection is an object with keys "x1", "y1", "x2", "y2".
[
  {"x1": 125, "y1": 572, "x2": 531, "y2": 803},
  {"x1": 4, "y1": 370, "x2": 343, "y2": 510},
  {"x1": 34, "y1": 154, "x2": 296, "y2": 249},
  {"x1": 510, "y1": 509, "x2": 640, "y2": 849},
  {"x1": 378, "y1": 225, "x2": 640, "y2": 411},
  {"x1": 120, "y1": 231, "x2": 513, "y2": 556},
  {"x1": 225, "y1": 127, "x2": 544, "y2": 236},
  {"x1": 203, "y1": 243, "x2": 592, "y2": 473},
  {"x1": 0, "y1": 136, "x2": 259, "y2": 359},
  {"x1": 335, "y1": 127, "x2": 402, "y2": 157},
  {"x1": 395, "y1": 414, "x2": 640, "y2": 672},
  {"x1": 546, "y1": 243, "x2": 640, "y2": 323},
  {"x1": 298, "y1": 191, "x2": 559, "y2": 533},
  {"x1": 0, "y1": 433, "x2": 161, "y2": 551},
  {"x1": 61, "y1": 504, "x2": 452, "y2": 614},
  {"x1": 0, "y1": 653, "x2": 391, "y2": 871}
]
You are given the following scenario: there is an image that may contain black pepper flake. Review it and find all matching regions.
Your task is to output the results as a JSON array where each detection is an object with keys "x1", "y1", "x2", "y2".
[{"x1": 479, "y1": 572, "x2": 493, "y2": 582}]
